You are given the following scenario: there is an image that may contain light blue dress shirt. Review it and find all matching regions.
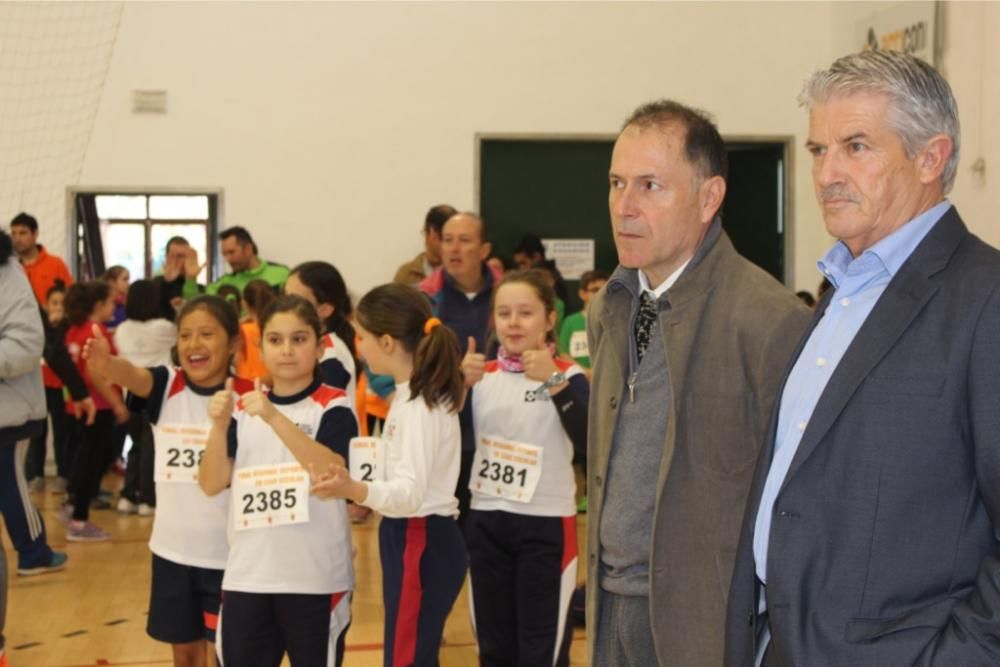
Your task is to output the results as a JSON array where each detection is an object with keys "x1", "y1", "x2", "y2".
[{"x1": 753, "y1": 200, "x2": 952, "y2": 584}]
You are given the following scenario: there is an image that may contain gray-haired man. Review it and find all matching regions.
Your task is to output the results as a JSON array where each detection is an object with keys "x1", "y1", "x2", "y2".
[{"x1": 726, "y1": 50, "x2": 1000, "y2": 666}]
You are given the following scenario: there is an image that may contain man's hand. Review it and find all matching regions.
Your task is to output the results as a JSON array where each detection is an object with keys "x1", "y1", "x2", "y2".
[
  {"x1": 461, "y1": 337, "x2": 486, "y2": 388},
  {"x1": 183, "y1": 246, "x2": 206, "y2": 280}
]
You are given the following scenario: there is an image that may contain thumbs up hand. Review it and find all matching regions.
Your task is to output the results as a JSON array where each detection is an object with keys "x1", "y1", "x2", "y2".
[
  {"x1": 243, "y1": 377, "x2": 277, "y2": 422},
  {"x1": 461, "y1": 336, "x2": 486, "y2": 387},
  {"x1": 82, "y1": 324, "x2": 112, "y2": 374},
  {"x1": 209, "y1": 377, "x2": 235, "y2": 425}
]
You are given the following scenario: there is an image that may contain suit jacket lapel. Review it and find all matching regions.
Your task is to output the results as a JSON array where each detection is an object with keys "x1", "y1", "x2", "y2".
[{"x1": 780, "y1": 208, "x2": 966, "y2": 487}]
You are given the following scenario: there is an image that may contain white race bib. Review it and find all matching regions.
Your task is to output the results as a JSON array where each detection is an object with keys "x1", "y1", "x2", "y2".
[
  {"x1": 232, "y1": 463, "x2": 310, "y2": 531},
  {"x1": 154, "y1": 423, "x2": 209, "y2": 484},
  {"x1": 349, "y1": 437, "x2": 387, "y2": 483},
  {"x1": 569, "y1": 330, "x2": 589, "y2": 359},
  {"x1": 471, "y1": 435, "x2": 543, "y2": 503}
]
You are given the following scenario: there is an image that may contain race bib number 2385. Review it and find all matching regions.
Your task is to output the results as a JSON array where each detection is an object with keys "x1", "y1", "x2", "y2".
[{"x1": 232, "y1": 463, "x2": 310, "y2": 531}]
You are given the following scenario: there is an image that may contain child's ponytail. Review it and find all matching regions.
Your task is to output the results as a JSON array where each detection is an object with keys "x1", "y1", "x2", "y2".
[{"x1": 356, "y1": 284, "x2": 464, "y2": 412}]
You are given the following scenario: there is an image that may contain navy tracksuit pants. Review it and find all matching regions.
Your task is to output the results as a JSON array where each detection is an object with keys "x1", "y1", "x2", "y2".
[
  {"x1": 0, "y1": 435, "x2": 56, "y2": 570},
  {"x1": 380, "y1": 515, "x2": 466, "y2": 667}
]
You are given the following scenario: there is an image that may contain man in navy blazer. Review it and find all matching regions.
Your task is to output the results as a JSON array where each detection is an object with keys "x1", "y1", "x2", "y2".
[{"x1": 725, "y1": 50, "x2": 1000, "y2": 666}]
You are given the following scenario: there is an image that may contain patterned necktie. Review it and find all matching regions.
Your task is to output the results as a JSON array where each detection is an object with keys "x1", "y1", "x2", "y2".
[{"x1": 634, "y1": 291, "x2": 658, "y2": 363}]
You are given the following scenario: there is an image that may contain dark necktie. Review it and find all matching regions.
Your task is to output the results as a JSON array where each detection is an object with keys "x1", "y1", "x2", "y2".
[{"x1": 634, "y1": 291, "x2": 658, "y2": 363}]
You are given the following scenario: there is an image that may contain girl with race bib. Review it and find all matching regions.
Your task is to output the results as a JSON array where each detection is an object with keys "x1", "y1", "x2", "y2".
[
  {"x1": 460, "y1": 270, "x2": 589, "y2": 667},
  {"x1": 200, "y1": 294, "x2": 357, "y2": 667},
  {"x1": 310, "y1": 283, "x2": 466, "y2": 667},
  {"x1": 84, "y1": 295, "x2": 250, "y2": 666},
  {"x1": 284, "y1": 261, "x2": 357, "y2": 403}
]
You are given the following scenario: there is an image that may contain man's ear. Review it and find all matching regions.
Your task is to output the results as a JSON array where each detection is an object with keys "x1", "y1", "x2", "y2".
[
  {"x1": 479, "y1": 241, "x2": 493, "y2": 262},
  {"x1": 917, "y1": 134, "x2": 953, "y2": 185},
  {"x1": 699, "y1": 175, "x2": 727, "y2": 224}
]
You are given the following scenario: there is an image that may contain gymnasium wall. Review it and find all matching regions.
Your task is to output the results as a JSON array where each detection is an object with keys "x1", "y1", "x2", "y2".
[{"x1": 6, "y1": 2, "x2": 998, "y2": 296}]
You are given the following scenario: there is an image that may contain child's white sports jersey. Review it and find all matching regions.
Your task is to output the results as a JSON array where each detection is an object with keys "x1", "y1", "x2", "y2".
[
  {"x1": 319, "y1": 332, "x2": 356, "y2": 407},
  {"x1": 222, "y1": 379, "x2": 357, "y2": 594},
  {"x1": 362, "y1": 382, "x2": 460, "y2": 519},
  {"x1": 143, "y1": 367, "x2": 253, "y2": 570},
  {"x1": 470, "y1": 359, "x2": 584, "y2": 517}
]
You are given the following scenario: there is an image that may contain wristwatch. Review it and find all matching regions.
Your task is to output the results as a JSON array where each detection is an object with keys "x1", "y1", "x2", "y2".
[{"x1": 539, "y1": 370, "x2": 567, "y2": 391}]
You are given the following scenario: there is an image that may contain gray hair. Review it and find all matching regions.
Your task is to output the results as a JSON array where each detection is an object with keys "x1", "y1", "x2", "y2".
[{"x1": 799, "y1": 50, "x2": 960, "y2": 193}]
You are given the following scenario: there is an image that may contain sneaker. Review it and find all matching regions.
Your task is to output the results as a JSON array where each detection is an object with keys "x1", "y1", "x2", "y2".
[
  {"x1": 55, "y1": 504, "x2": 74, "y2": 524},
  {"x1": 91, "y1": 498, "x2": 112, "y2": 510},
  {"x1": 97, "y1": 488, "x2": 113, "y2": 502},
  {"x1": 17, "y1": 551, "x2": 68, "y2": 576},
  {"x1": 116, "y1": 497, "x2": 138, "y2": 514},
  {"x1": 137, "y1": 503, "x2": 155, "y2": 517},
  {"x1": 66, "y1": 521, "x2": 111, "y2": 542},
  {"x1": 28, "y1": 477, "x2": 44, "y2": 493}
]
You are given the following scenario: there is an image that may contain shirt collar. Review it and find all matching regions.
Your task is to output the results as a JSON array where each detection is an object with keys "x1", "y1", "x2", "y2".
[
  {"x1": 818, "y1": 199, "x2": 951, "y2": 289},
  {"x1": 638, "y1": 258, "x2": 690, "y2": 299}
]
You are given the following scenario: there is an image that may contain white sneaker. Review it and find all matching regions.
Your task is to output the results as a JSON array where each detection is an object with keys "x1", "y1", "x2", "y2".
[
  {"x1": 116, "y1": 497, "x2": 137, "y2": 514},
  {"x1": 137, "y1": 503, "x2": 155, "y2": 517}
]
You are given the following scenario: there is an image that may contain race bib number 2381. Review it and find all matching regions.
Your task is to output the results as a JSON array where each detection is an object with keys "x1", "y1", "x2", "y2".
[{"x1": 471, "y1": 435, "x2": 543, "y2": 503}]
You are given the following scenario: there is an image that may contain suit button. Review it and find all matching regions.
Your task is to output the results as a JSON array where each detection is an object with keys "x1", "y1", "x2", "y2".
[
  {"x1": 594, "y1": 475, "x2": 603, "y2": 487},
  {"x1": 610, "y1": 396, "x2": 617, "y2": 409}
]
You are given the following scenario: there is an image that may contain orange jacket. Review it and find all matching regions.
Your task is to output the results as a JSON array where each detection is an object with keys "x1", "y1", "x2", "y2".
[{"x1": 21, "y1": 245, "x2": 73, "y2": 304}]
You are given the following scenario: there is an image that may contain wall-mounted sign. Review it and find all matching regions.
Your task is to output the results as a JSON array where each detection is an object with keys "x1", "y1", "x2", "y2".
[
  {"x1": 542, "y1": 238, "x2": 594, "y2": 281},
  {"x1": 858, "y1": 1, "x2": 937, "y2": 64}
]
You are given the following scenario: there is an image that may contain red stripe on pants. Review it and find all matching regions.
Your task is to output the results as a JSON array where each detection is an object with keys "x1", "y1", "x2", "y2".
[
  {"x1": 561, "y1": 516, "x2": 577, "y2": 572},
  {"x1": 394, "y1": 516, "x2": 428, "y2": 667},
  {"x1": 203, "y1": 611, "x2": 219, "y2": 631}
]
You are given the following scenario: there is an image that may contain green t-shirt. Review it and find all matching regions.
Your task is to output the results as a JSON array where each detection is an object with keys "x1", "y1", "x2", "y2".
[
  {"x1": 182, "y1": 260, "x2": 290, "y2": 300},
  {"x1": 558, "y1": 310, "x2": 590, "y2": 368}
]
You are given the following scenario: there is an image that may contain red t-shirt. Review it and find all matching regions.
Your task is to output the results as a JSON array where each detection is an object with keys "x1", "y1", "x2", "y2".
[{"x1": 65, "y1": 321, "x2": 118, "y2": 411}]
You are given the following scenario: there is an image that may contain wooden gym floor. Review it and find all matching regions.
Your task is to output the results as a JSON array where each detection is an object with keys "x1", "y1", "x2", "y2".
[{"x1": 2, "y1": 474, "x2": 588, "y2": 666}]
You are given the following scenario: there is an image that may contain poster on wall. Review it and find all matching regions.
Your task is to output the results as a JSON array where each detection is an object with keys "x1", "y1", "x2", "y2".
[
  {"x1": 542, "y1": 238, "x2": 594, "y2": 281},
  {"x1": 857, "y1": 1, "x2": 937, "y2": 64}
]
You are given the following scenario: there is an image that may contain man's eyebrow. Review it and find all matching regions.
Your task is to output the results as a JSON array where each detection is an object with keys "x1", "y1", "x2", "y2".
[{"x1": 840, "y1": 132, "x2": 870, "y2": 144}]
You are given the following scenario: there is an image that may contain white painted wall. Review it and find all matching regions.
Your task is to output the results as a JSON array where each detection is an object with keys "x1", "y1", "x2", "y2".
[
  {"x1": 11, "y1": 1, "x2": 996, "y2": 297},
  {"x1": 76, "y1": 1, "x2": 835, "y2": 296}
]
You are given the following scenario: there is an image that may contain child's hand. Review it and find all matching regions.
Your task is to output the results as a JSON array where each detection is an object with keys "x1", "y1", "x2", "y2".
[
  {"x1": 208, "y1": 378, "x2": 235, "y2": 424},
  {"x1": 309, "y1": 462, "x2": 355, "y2": 499},
  {"x1": 112, "y1": 402, "x2": 130, "y2": 424},
  {"x1": 242, "y1": 378, "x2": 277, "y2": 422},
  {"x1": 523, "y1": 332, "x2": 558, "y2": 382},
  {"x1": 461, "y1": 337, "x2": 486, "y2": 387},
  {"x1": 82, "y1": 324, "x2": 113, "y2": 373}
]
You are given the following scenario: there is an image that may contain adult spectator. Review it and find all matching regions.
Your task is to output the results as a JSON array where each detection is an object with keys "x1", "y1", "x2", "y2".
[
  {"x1": 0, "y1": 230, "x2": 70, "y2": 591},
  {"x1": 393, "y1": 204, "x2": 457, "y2": 285},
  {"x1": 419, "y1": 212, "x2": 498, "y2": 526},
  {"x1": 726, "y1": 50, "x2": 1000, "y2": 667},
  {"x1": 154, "y1": 235, "x2": 193, "y2": 319},
  {"x1": 9, "y1": 212, "x2": 73, "y2": 304},
  {"x1": 586, "y1": 100, "x2": 810, "y2": 665},
  {"x1": 181, "y1": 226, "x2": 288, "y2": 299}
]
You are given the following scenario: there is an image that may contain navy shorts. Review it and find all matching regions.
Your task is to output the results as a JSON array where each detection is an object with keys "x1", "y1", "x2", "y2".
[{"x1": 147, "y1": 553, "x2": 224, "y2": 644}]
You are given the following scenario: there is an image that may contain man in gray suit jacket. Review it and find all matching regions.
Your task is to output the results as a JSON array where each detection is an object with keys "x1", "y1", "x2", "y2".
[
  {"x1": 587, "y1": 100, "x2": 810, "y2": 666},
  {"x1": 726, "y1": 50, "x2": 1000, "y2": 666}
]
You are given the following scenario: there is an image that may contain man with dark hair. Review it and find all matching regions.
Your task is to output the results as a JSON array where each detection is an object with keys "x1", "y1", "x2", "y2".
[
  {"x1": 0, "y1": 228, "x2": 70, "y2": 664},
  {"x1": 586, "y1": 99, "x2": 810, "y2": 665},
  {"x1": 727, "y1": 50, "x2": 1000, "y2": 667},
  {"x1": 512, "y1": 233, "x2": 547, "y2": 271},
  {"x1": 182, "y1": 225, "x2": 288, "y2": 299},
  {"x1": 154, "y1": 235, "x2": 192, "y2": 319},
  {"x1": 9, "y1": 212, "x2": 74, "y2": 304},
  {"x1": 393, "y1": 204, "x2": 458, "y2": 285}
]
